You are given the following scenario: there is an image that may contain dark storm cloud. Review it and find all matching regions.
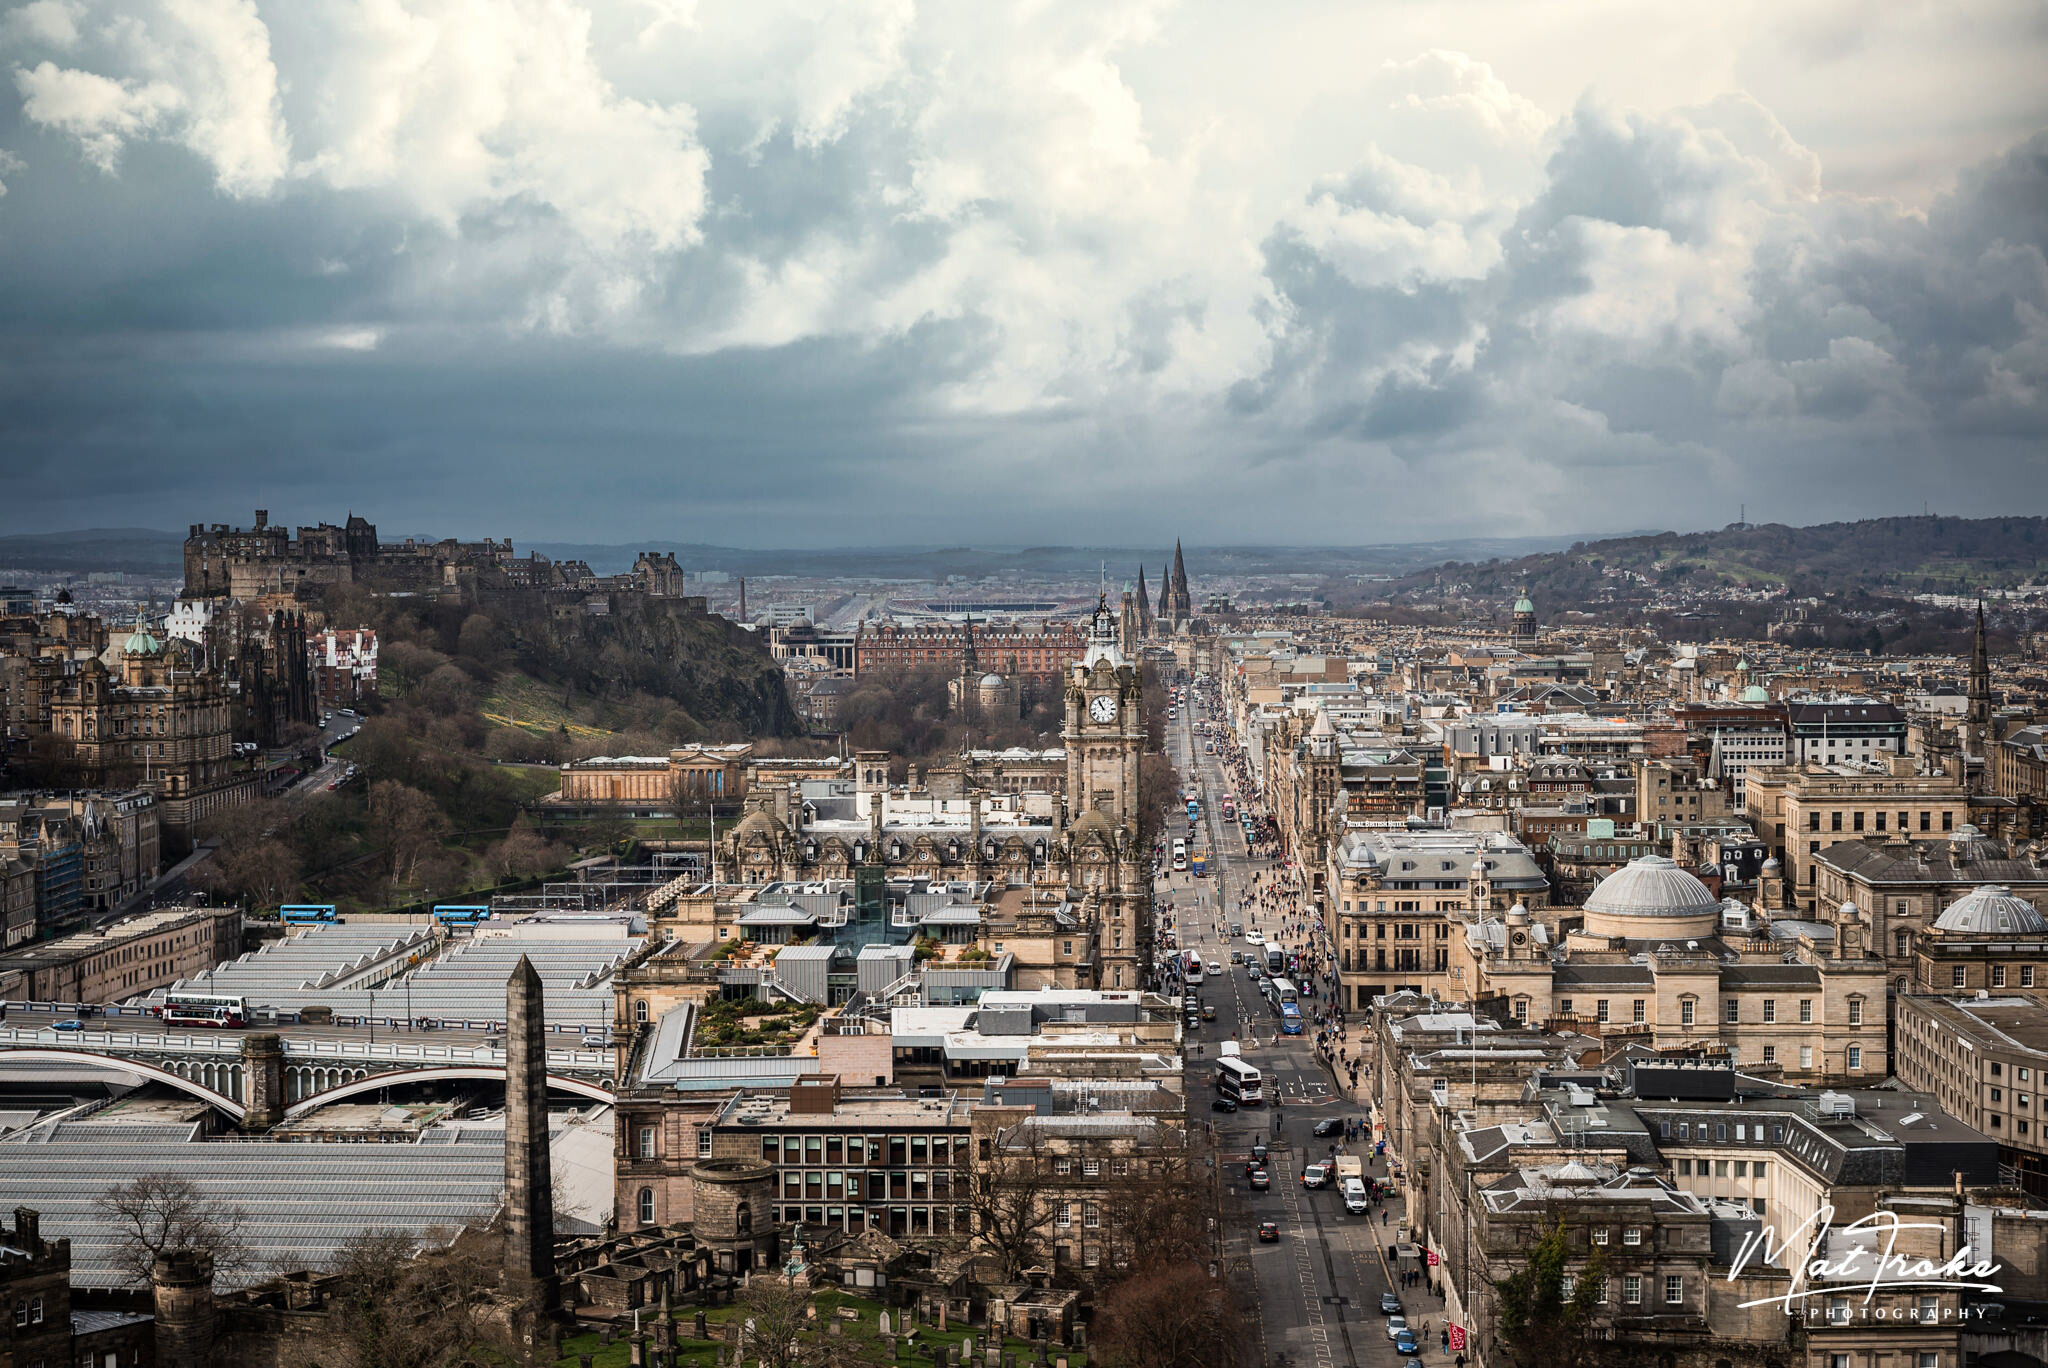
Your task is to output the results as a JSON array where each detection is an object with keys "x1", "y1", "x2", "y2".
[{"x1": 0, "y1": 2, "x2": 2043, "y2": 544}]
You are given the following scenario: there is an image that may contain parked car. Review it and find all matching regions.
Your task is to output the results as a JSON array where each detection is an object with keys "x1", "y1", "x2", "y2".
[
  {"x1": 1212, "y1": 1097, "x2": 1238, "y2": 1113},
  {"x1": 1379, "y1": 1294, "x2": 1402, "y2": 1316},
  {"x1": 1249, "y1": 1169, "x2": 1270, "y2": 1190},
  {"x1": 1257, "y1": 1221, "x2": 1279, "y2": 1242}
]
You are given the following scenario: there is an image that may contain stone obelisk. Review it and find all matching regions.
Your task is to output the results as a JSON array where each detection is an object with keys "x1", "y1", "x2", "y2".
[{"x1": 504, "y1": 954, "x2": 556, "y2": 1303}]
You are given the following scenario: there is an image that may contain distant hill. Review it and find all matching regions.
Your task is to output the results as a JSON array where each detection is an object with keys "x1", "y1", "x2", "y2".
[
  {"x1": 0, "y1": 528, "x2": 184, "y2": 577},
  {"x1": 524, "y1": 535, "x2": 1607, "y2": 579},
  {"x1": 1379, "y1": 516, "x2": 2048, "y2": 605}
]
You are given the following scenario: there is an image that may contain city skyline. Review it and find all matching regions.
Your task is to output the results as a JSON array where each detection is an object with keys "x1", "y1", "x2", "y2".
[{"x1": 1, "y1": 2, "x2": 2044, "y2": 542}]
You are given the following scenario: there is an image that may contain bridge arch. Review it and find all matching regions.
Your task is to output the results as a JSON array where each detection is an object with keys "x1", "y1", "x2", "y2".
[
  {"x1": 282, "y1": 1065, "x2": 614, "y2": 1118},
  {"x1": 0, "y1": 1047, "x2": 246, "y2": 1119}
]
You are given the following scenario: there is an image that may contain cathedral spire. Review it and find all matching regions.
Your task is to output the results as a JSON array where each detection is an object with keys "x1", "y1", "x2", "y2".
[{"x1": 1135, "y1": 564, "x2": 1152, "y2": 636}]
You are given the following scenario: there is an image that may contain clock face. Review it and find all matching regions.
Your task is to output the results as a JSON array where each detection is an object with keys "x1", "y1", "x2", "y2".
[{"x1": 1090, "y1": 694, "x2": 1119, "y2": 723}]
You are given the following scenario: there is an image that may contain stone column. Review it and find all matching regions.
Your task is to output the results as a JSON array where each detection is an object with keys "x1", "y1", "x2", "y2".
[
  {"x1": 504, "y1": 954, "x2": 556, "y2": 1304},
  {"x1": 239, "y1": 1032, "x2": 285, "y2": 1131}
]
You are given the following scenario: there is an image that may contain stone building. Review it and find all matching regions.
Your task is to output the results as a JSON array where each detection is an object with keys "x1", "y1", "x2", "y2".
[
  {"x1": 720, "y1": 597, "x2": 1149, "y2": 992},
  {"x1": 1744, "y1": 761, "x2": 1970, "y2": 913},
  {"x1": 1325, "y1": 827, "x2": 1549, "y2": 1009},
  {"x1": 1809, "y1": 827, "x2": 2048, "y2": 996},
  {"x1": 1446, "y1": 856, "x2": 1889, "y2": 1083},
  {"x1": 1894, "y1": 990, "x2": 2048, "y2": 1197},
  {"x1": 0, "y1": 1207, "x2": 154, "y2": 1368},
  {"x1": 45, "y1": 626, "x2": 248, "y2": 835},
  {"x1": 552, "y1": 745, "x2": 754, "y2": 814},
  {"x1": 0, "y1": 905, "x2": 238, "y2": 1005}
]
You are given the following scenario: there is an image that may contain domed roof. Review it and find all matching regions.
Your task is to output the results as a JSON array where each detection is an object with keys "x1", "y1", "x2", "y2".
[
  {"x1": 1513, "y1": 596, "x2": 1535, "y2": 615},
  {"x1": 979, "y1": 672, "x2": 1007, "y2": 688},
  {"x1": 1068, "y1": 807, "x2": 1116, "y2": 840},
  {"x1": 1934, "y1": 885, "x2": 2048, "y2": 935},
  {"x1": 1740, "y1": 684, "x2": 1770, "y2": 702},
  {"x1": 124, "y1": 624, "x2": 160, "y2": 654},
  {"x1": 1583, "y1": 855, "x2": 1721, "y2": 919}
]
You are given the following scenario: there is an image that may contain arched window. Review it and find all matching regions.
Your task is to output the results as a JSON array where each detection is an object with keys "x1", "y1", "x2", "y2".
[
  {"x1": 635, "y1": 999, "x2": 649, "y2": 1024},
  {"x1": 736, "y1": 1202, "x2": 752, "y2": 1234},
  {"x1": 637, "y1": 1188, "x2": 655, "y2": 1225}
]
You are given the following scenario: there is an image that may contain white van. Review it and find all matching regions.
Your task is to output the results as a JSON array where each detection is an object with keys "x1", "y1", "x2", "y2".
[{"x1": 1342, "y1": 1178, "x2": 1369, "y2": 1214}]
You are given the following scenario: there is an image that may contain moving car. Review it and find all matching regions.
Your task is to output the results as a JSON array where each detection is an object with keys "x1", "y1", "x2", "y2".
[
  {"x1": 51, "y1": 1019, "x2": 86, "y2": 1032},
  {"x1": 1251, "y1": 1144, "x2": 1268, "y2": 1164},
  {"x1": 1343, "y1": 1178, "x2": 1369, "y2": 1214},
  {"x1": 1300, "y1": 1163, "x2": 1329, "y2": 1189},
  {"x1": 1212, "y1": 1097, "x2": 1239, "y2": 1113},
  {"x1": 1379, "y1": 1294, "x2": 1403, "y2": 1316},
  {"x1": 1244, "y1": 930, "x2": 1264, "y2": 945},
  {"x1": 1395, "y1": 1330, "x2": 1419, "y2": 1356},
  {"x1": 1257, "y1": 1222, "x2": 1279, "y2": 1243},
  {"x1": 1313, "y1": 1118, "x2": 1343, "y2": 1137},
  {"x1": 1207, "y1": 961, "x2": 1221, "y2": 976},
  {"x1": 1385, "y1": 1316, "x2": 1408, "y2": 1341},
  {"x1": 1249, "y1": 1169, "x2": 1270, "y2": 1190},
  {"x1": 1201, "y1": 1005, "x2": 1216, "y2": 1021}
]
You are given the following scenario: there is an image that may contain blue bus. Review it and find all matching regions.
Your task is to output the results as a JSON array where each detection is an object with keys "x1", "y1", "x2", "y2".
[
  {"x1": 280, "y1": 904, "x2": 338, "y2": 926},
  {"x1": 433, "y1": 904, "x2": 492, "y2": 930},
  {"x1": 1186, "y1": 798, "x2": 1201, "y2": 823},
  {"x1": 1279, "y1": 1002, "x2": 1303, "y2": 1035}
]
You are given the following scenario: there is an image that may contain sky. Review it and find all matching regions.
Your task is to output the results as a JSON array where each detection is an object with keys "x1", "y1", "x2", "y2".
[{"x1": 0, "y1": 0, "x2": 2044, "y2": 547}]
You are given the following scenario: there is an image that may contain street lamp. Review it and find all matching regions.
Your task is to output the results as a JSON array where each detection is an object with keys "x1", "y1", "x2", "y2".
[{"x1": 368, "y1": 990, "x2": 375, "y2": 1046}]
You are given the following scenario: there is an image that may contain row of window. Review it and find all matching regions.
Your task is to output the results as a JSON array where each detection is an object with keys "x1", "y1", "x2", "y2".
[
  {"x1": 758, "y1": 1133, "x2": 970, "y2": 1165},
  {"x1": 1556, "y1": 1271, "x2": 1686, "y2": 1306},
  {"x1": 1809, "y1": 809, "x2": 1951, "y2": 834},
  {"x1": 1672, "y1": 1157, "x2": 1767, "y2": 1181},
  {"x1": 1557, "y1": 996, "x2": 1863, "y2": 1028}
]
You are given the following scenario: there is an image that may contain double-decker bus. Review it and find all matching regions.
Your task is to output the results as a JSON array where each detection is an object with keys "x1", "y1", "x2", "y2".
[
  {"x1": 159, "y1": 992, "x2": 249, "y2": 1028},
  {"x1": 432, "y1": 904, "x2": 491, "y2": 930},
  {"x1": 1190, "y1": 852, "x2": 1208, "y2": 877},
  {"x1": 1184, "y1": 951, "x2": 1204, "y2": 986},
  {"x1": 1264, "y1": 946, "x2": 1286, "y2": 975},
  {"x1": 280, "y1": 904, "x2": 338, "y2": 926},
  {"x1": 1216, "y1": 1056, "x2": 1264, "y2": 1105},
  {"x1": 1264, "y1": 977, "x2": 1299, "y2": 1008},
  {"x1": 1278, "y1": 1002, "x2": 1303, "y2": 1035},
  {"x1": 1186, "y1": 797, "x2": 1201, "y2": 823}
]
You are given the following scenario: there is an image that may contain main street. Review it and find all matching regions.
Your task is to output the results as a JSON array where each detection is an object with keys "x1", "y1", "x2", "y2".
[{"x1": 1164, "y1": 687, "x2": 1421, "y2": 1368}]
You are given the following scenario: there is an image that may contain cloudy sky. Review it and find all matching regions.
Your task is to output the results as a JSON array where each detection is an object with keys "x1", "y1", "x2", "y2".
[{"x1": 0, "y1": 0, "x2": 2044, "y2": 547}]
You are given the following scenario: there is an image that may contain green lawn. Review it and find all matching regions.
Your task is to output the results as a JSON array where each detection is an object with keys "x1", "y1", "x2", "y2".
[{"x1": 552, "y1": 1288, "x2": 1088, "y2": 1368}]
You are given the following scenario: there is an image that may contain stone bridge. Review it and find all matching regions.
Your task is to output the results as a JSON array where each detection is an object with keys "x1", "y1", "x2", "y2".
[{"x1": 0, "y1": 1025, "x2": 618, "y2": 1127}]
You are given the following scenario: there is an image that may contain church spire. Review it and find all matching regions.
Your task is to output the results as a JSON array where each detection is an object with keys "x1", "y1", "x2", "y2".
[
  {"x1": 1135, "y1": 565, "x2": 1153, "y2": 636},
  {"x1": 1970, "y1": 599, "x2": 1992, "y2": 733}
]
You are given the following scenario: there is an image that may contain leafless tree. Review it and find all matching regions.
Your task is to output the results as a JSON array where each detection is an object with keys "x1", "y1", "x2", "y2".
[
  {"x1": 321, "y1": 1227, "x2": 508, "y2": 1368},
  {"x1": 94, "y1": 1173, "x2": 251, "y2": 1287},
  {"x1": 1093, "y1": 1260, "x2": 1244, "y2": 1368},
  {"x1": 954, "y1": 1127, "x2": 1066, "y2": 1282}
]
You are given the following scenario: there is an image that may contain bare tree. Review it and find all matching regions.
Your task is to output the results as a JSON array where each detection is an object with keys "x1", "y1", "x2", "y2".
[
  {"x1": 1093, "y1": 1260, "x2": 1243, "y2": 1368},
  {"x1": 1097, "y1": 1145, "x2": 1215, "y2": 1277},
  {"x1": 736, "y1": 1278, "x2": 889, "y2": 1368},
  {"x1": 368, "y1": 779, "x2": 450, "y2": 891},
  {"x1": 955, "y1": 1127, "x2": 1064, "y2": 1282},
  {"x1": 94, "y1": 1174, "x2": 251, "y2": 1286},
  {"x1": 322, "y1": 1227, "x2": 508, "y2": 1368}
]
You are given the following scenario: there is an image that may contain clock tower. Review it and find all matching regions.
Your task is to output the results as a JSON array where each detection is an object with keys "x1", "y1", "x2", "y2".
[
  {"x1": 1057, "y1": 594, "x2": 1150, "y2": 991},
  {"x1": 1064, "y1": 594, "x2": 1143, "y2": 826}
]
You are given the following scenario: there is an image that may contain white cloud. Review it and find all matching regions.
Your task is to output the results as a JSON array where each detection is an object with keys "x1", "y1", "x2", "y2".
[
  {"x1": 0, "y1": 147, "x2": 22, "y2": 194},
  {"x1": 6, "y1": 0, "x2": 84, "y2": 50},
  {"x1": 14, "y1": 59, "x2": 181, "y2": 172}
]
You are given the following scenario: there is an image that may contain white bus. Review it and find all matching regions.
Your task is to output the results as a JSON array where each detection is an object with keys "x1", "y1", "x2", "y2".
[
  {"x1": 1216, "y1": 1056, "x2": 1263, "y2": 1105},
  {"x1": 159, "y1": 992, "x2": 249, "y2": 1028}
]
